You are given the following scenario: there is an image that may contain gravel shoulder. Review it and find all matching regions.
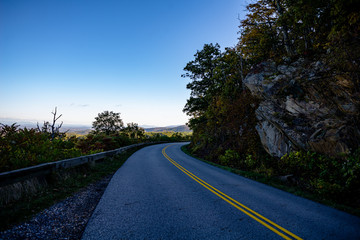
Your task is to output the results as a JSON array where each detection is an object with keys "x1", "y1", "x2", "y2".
[{"x1": 0, "y1": 174, "x2": 112, "y2": 240}]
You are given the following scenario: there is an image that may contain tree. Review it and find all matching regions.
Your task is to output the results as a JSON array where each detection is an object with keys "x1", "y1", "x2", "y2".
[
  {"x1": 122, "y1": 122, "x2": 145, "y2": 140},
  {"x1": 182, "y1": 43, "x2": 222, "y2": 118},
  {"x1": 238, "y1": 0, "x2": 280, "y2": 62},
  {"x1": 37, "y1": 107, "x2": 66, "y2": 140},
  {"x1": 182, "y1": 43, "x2": 259, "y2": 159},
  {"x1": 326, "y1": 0, "x2": 360, "y2": 90},
  {"x1": 92, "y1": 111, "x2": 124, "y2": 135}
]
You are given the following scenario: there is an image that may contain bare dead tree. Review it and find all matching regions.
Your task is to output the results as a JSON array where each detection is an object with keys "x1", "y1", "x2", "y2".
[{"x1": 37, "y1": 107, "x2": 67, "y2": 140}]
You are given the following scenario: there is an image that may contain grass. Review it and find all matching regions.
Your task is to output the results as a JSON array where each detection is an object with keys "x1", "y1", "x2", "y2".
[
  {"x1": 0, "y1": 145, "x2": 146, "y2": 231},
  {"x1": 181, "y1": 144, "x2": 360, "y2": 217}
]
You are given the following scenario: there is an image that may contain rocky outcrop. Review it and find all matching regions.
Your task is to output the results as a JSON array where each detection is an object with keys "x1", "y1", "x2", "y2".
[{"x1": 244, "y1": 59, "x2": 360, "y2": 158}]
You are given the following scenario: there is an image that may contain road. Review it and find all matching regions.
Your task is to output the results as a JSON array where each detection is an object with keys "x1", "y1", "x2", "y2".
[{"x1": 82, "y1": 143, "x2": 360, "y2": 239}]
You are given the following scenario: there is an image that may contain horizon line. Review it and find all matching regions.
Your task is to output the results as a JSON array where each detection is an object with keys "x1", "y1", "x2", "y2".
[{"x1": 0, "y1": 117, "x2": 187, "y2": 129}]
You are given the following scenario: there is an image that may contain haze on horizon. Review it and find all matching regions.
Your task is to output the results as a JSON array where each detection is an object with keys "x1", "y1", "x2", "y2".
[{"x1": 0, "y1": 0, "x2": 245, "y2": 127}]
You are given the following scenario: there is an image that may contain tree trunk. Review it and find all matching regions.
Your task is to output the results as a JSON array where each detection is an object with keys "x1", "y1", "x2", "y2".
[{"x1": 274, "y1": 0, "x2": 295, "y2": 56}]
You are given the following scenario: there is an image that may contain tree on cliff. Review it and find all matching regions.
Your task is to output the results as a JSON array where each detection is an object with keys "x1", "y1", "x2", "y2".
[
  {"x1": 239, "y1": 0, "x2": 360, "y2": 63},
  {"x1": 238, "y1": 0, "x2": 280, "y2": 63},
  {"x1": 92, "y1": 111, "x2": 124, "y2": 135},
  {"x1": 182, "y1": 43, "x2": 261, "y2": 159}
]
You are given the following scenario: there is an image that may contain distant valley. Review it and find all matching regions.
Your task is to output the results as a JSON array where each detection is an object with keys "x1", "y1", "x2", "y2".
[
  {"x1": 144, "y1": 125, "x2": 191, "y2": 133},
  {"x1": 0, "y1": 118, "x2": 191, "y2": 135},
  {"x1": 65, "y1": 125, "x2": 191, "y2": 135}
]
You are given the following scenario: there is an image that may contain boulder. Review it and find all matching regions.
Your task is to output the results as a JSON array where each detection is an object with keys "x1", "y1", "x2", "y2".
[{"x1": 243, "y1": 59, "x2": 360, "y2": 158}]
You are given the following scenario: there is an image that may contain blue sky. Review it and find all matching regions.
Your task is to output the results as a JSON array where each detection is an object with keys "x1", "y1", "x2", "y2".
[{"x1": 0, "y1": 0, "x2": 246, "y2": 127}]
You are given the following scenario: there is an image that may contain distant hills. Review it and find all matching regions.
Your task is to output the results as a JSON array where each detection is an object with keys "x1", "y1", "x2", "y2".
[
  {"x1": 65, "y1": 125, "x2": 192, "y2": 135},
  {"x1": 0, "y1": 119, "x2": 191, "y2": 134},
  {"x1": 65, "y1": 125, "x2": 192, "y2": 134},
  {"x1": 144, "y1": 125, "x2": 191, "y2": 133}
]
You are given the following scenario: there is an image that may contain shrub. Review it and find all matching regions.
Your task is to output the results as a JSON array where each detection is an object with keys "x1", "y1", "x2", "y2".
[
  {"x1": 279, "y1": 150, "x2": 360, "y2": 200},
  {"x1": 244, "y1": 154, "x2": 257, "y2": 169},
  {"x1": 341, "y1": 149, "x2": 360, "y2": 191},
  {"x1": 219, "y1": 150, "x2": 240, "y2": 167},
  {"x1": 0, "y1": 124, "x2": 82, "y2": 172}
]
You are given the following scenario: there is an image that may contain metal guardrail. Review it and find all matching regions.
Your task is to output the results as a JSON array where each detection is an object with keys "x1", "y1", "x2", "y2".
[{"x1": 0, "y1": 142, "x2": 148, "y2": 187}]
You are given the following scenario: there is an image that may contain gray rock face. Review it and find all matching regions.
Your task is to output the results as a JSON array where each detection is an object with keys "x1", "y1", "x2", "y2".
[{"x1": 244, "y1": 59, "x2": 360, "y2": 158}]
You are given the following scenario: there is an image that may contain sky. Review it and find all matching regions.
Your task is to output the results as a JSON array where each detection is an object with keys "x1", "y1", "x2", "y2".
[{"x1": 0, "y1": 0, "x2": 247, "y2": 127}]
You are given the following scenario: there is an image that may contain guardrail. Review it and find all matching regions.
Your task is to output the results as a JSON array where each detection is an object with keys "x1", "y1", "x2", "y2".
[{"x1": 0, "y1": 142, "x2": 148, "y2": 188}]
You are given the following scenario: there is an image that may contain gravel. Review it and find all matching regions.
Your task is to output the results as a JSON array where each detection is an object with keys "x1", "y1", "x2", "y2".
[{"x1": 0, "y1": 175, "x2": 112, "y2": 240}]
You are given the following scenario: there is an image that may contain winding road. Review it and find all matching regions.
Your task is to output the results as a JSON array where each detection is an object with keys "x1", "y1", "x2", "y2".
[{"x1": 82, "y1": 143, "x2": 360, "y2": 239}]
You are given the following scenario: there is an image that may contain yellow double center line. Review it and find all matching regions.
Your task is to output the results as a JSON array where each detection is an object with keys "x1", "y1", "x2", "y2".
[{"x1": 162, "y1": 145, "x2": 303, "y2": 240}]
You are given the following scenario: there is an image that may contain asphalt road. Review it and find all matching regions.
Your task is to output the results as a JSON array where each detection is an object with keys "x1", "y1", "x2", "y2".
[{"x1": 82, "y1": 143, "x2": 360, "y2": 240}]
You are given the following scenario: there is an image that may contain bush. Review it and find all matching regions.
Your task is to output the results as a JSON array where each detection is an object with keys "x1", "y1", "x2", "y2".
[
  {"x1": 193, "y1": 144, "x2": 360, "y2": 204},
  {"x1": 219, "y1": 150, "x2": 240, "y2": 167},
  {"x1": 279, "y1": 150, "x2": 360, "y2": 200},
  {"x1": 0, "y1": 124, "x2": 82, "y2": 172},
  {"x1": 341, "y1": 149, "x2": 360, "y2": 191},
  {"x1": 244, "y1": 154, "x2": 258, "y2": 169},
  {"x1": 75, "y1": 133, "x2": 133, "y2": 154}
]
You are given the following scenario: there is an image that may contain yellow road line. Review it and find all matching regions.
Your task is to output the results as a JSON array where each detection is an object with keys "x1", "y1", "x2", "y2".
[{"x1": 162, "y1": 145, "x2": 303, "y2": 240}]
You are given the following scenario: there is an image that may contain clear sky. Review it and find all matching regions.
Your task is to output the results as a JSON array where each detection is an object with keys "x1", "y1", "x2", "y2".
[{"x1": 0, "y1": 0, "x2": 246, "y2": 127}]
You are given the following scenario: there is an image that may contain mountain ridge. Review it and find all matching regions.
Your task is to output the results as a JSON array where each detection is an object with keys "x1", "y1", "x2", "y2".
[{"x1": 144, "y1": 125, "x2": 191, "y2": 133}]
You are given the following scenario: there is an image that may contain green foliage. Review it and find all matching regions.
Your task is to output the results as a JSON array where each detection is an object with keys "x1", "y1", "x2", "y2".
[
  {"x1": 122, "y1": 123, "x2": 145, "y2": 141},
  {"x1": 219, "y1": 150, "x2": 240, "y2": 166},
  {"x1": 0, "y1": 124, "x2": 82, "y2": 172},
  {"x1": 183, "y1": 44, "x2": 263, "y2": 162},
  {"x1": 279, "y1": 150, "x2": 360, "y2": 201},
  {"x1": 92, "y1": 111, "x2": 124, "y2": 135},
  {"x1": 239, "y1": 0, "x2": 281, "y2": 63},
  {"x1": 325, "y1": 0, "x2": 360, "y2": 90},
  {"x1": 244, "y1": 154, "x2": 258, "y2": 169},
  {"x1": 0, "y1": 119, "x2": 191, "y2": 172},
  {"x1": 238, "y1": 0, "x2": 360, "y2": 71},
  {"x1": 75, "y1": 132, "x2": 132, "y2": 153},
  {"x1": 201, "y1": 144, "x2": 360, "y2": 206},
  {"x1": 145, "y1": 131, "x2": 191, "y2": 142},
  {"x1": 182, "y1": 43, "x2": 222, "y2": 117},
  {"x1": 340, "y1": 149, "x2": 360, "y2": 190}
]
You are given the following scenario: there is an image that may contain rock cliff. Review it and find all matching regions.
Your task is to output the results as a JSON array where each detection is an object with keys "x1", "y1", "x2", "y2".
[{"x1": 243, "y1": 59, "x2": 360, "y2": 158}]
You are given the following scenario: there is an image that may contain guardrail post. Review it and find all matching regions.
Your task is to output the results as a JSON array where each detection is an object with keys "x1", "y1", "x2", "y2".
[{"x1": 88, "y1": 156, "x2": 96, "y2": 167}]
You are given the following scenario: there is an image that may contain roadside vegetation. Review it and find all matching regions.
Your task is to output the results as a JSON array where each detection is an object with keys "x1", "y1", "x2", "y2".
[
  {"x1": 0, "y1": 145, "x2": 146, "y2": 231},
  {"x1": 182, "y1": 145, "x2": 360, "y2": 216},
  {"x1": 182, "y1": 0, "x2": 359, "y2": 214},
  {"x1": 0, "y1": 108, "x2": 191, "y2": 230},
  {"x1": 0, "y1": 110, "x2": 190, "y2": 173}
]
